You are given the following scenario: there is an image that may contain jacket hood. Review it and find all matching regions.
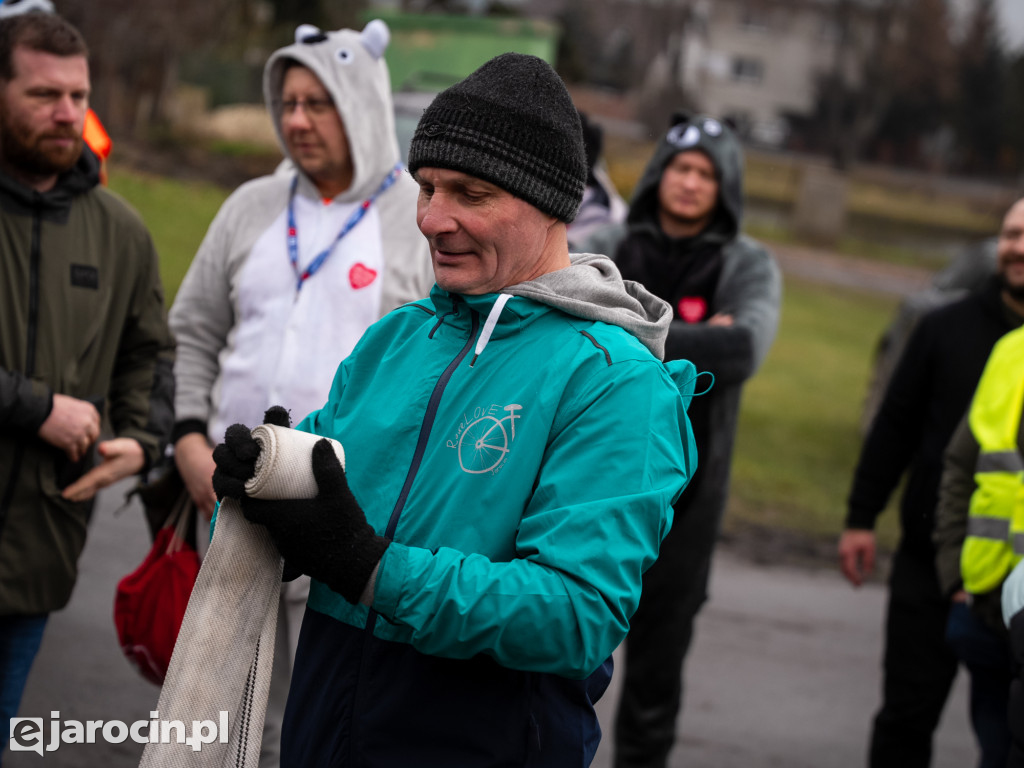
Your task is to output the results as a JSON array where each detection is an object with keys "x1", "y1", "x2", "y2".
[
  {"x1": 505, "y1": 252, "x2": 673, "y2": 360},
  {"x1": 627, "y1": 112, "x2": 744, "y2": 249},
  {"x1": 0, "y1": 145, "x2": 100, "y2": 217},
  {"x1": 263, "y1": 19, "x2": 400, "y2": 203}
]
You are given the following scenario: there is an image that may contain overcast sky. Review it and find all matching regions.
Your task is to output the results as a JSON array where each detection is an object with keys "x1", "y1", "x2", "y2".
[
  {"x1": 947, "y1": 0, "x2": 1023, "y2": 50},
  {"x1": 996, "y1": 0, "x2": 1024, "y2": 52}
]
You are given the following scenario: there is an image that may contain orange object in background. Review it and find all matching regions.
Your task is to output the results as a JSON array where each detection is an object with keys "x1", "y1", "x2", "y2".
[{"x1": 83, "y1": 108, "x2": 111, "y2": 185}]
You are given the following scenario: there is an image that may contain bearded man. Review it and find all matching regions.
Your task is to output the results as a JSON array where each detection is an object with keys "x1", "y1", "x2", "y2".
[
  {"x1": 839, "y1": 198, "x2": 1024, "y2": 767},
  {"x1": 0, "y1": 11, "x2": 173, "y2": 753}
]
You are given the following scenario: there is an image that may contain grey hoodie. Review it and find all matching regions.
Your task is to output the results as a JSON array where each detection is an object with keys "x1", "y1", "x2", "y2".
[
  {"x1": 170, "y1": 20, "x2": 434, "y2": 442},
  {"x1": 577, "y1": 113, "x2": 781, "y2": 561},
  {"x1": 627, "y1": 112, "x2": 744, "y2": 247},
  {"x1": 509, "y1": 252, "x2": 673, "y2": 360}
]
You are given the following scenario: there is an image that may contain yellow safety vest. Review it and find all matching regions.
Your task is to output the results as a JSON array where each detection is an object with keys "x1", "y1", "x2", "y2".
[{"x1": 961, "y1": 326, "x2": 1024, "y2": 594}]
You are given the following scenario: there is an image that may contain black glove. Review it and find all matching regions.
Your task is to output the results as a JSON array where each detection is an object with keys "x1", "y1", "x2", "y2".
[
  {"x1": 212, "y1": 405, "x2": 291, "y2": 501},
  {"x1": 240, "y1": 438, "x2": 389, "y2": 605},
  {"x1": 212, "y1": 406, "x2": 303, "y2": 581}
]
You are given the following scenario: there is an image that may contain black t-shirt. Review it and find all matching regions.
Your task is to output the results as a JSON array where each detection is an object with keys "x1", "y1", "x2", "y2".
[
  {"x1": 614, "y1": 230, "x2": 726, "y2": 504},
  {"x1": 615, "y1": 231, "x2": 724, "y2": 324}
]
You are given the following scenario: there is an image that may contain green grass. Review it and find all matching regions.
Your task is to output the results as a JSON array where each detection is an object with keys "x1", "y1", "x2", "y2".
[
  {"x1": 726, "y1": 275, "x2": 902, "y2": 551},
  {"x1": 743, "y1": 156, "x2": 1001, "y2": 237},
  {"x1": 107, "y1": 164, "x2": 906, "y2": 553},
  {"x1": 605, "y1": 134, "x2": 1004, "y2": 245},
  {"x1": 848, "y1": 181, "x2": 1000, "y2": 236},
  {"x1": 745, "y1": 221, "x2": 938, "y2": 267},
  {"x1": 107, "y1": 165, "x2": 230, "y2": 304},
  {"x1": 205, "y1": 138, "x2": 280, "y2": 158},
  {"x1": 743, "y1": 156, "x2": 801, "y2": 205}
]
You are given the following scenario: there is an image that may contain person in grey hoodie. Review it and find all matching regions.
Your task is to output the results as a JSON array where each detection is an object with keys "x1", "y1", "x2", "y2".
[
  {"x1": 598, "y1": 112, "x2": 782, "y2": 768},
  {"x1": 168, "y1": 20, "x2": 433, "y2": 767}
]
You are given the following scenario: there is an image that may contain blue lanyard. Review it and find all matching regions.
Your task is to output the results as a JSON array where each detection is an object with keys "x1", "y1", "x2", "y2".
[{"x1": 286, "y1": 163, "x2": 403, "y2": 292}]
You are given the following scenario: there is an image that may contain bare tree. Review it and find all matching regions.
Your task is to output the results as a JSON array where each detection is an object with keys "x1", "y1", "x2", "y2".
[
  {"x1": 60, "y1": 0, "x2": 248, "y2": 136},
  {"x1": 954, "y1": 0, "x2": 1004, "y2": 174},
  {"x1": 823, "y1": 0, "x2": 911, "y2": 170}
]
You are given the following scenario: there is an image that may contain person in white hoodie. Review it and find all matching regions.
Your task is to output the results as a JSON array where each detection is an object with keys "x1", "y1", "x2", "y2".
[{"x1": 167, "y1": 20, "x2": 433, "y2": 767}]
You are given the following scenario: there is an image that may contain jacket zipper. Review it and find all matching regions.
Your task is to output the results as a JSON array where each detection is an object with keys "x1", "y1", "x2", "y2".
[
  {"x1": 350, "y1": 301, "x2": 479, "y2": 765},
  {"x1": 0, "y1": 205, "x2": 42, "y2": 538},
  {"x1": 25, "y1": 207, "x2": 41, "y2": 376},
  {"x1": 383, "y1": 301, "x2": 479, "y2": 540}
]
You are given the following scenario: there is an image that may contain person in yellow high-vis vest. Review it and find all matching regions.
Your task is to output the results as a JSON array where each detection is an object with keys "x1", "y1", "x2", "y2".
[
  {"x1": 935, "y1": 323, "x2": 1024, "y2": 768},
  {"x1": 960, "y1": 326, "x2": 1024, "y2": 596},
  {"x1": 841, "y1": 196, "x2": 1024, "y2": 768}
]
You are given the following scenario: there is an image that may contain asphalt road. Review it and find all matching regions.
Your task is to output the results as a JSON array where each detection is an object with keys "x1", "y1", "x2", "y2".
[
  {"x1": 8, "y1": 481, "x2": 158, "y2": 767},
  {"x1": 7, "y1": 479, "x2": 977, "y2": 768}
]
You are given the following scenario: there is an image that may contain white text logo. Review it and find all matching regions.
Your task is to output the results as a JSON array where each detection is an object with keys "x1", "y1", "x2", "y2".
[
  {"x1": 447, "y1": 403, "x2": 523, "y2": 475},
  {"x1": 9, "y1": 711, "x2": 228, "y2": 756}
]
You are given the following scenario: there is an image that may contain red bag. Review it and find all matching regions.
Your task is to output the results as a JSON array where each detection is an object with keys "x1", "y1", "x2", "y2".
[{"x1": 114, "y1": 490, "x2": 200, "y2": 685}]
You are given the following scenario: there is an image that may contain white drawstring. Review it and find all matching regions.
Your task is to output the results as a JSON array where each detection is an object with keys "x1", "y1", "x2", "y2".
[{"x1": 470, "y1": 293, "x2": 512, "y2": 367}]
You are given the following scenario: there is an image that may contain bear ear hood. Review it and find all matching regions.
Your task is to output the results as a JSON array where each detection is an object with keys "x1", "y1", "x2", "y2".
[
  {"x1": 627, "y1": 113, "x2": 744, "y2": 245},
  {"x1": 263, "y1": 19, "x2": 400, "y2": 203}
]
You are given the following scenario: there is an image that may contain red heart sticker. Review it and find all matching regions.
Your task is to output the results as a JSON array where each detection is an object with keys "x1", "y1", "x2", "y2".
[
  {"x1": 678, "y1": 296, "x2": 707, "y2": 323},
  {"x1": 349, "y1": 263, "x2": 378, "y2": 290}
]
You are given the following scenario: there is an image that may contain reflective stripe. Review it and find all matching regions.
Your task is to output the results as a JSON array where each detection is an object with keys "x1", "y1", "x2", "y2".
[
  {"x1": 1015, "y1": 534, "x2": 1024, "y2": 556},
  {"x1": 967, "y1": 515, "x2": 1011, "y2": 540},
  {"x1": 975, "y1": 450, "x2": 1024, "y2": 474}
]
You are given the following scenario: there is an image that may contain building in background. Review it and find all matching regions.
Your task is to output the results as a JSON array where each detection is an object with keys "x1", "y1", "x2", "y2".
[
  {"x1": 675, "y1": 0, "x2": 869, "y2": 148},
  {"x1": 523, "y1": 0, "x2": 894, "y2": 150}
]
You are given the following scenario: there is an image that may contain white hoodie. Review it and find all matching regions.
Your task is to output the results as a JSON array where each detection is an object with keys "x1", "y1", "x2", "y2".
[{"x1": 170, "y1": 20, "x2": 434, "y2": 444}]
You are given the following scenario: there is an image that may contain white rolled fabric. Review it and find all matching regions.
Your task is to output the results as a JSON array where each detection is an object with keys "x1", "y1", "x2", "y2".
[
  {"x1": 246, "y1": 424, "x2": 345, "y2": 499},
  {"x1": 140, "y1": 425, "x2": 344, "y2": 768}
]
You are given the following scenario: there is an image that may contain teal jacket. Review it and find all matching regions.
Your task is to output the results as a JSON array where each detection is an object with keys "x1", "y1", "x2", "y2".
[{"x1": 285, "y1": 255, "x2": 696, "y2": 765}]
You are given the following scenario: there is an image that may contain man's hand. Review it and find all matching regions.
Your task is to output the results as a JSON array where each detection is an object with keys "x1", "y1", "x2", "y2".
[
  {"x1": 838, "y1": 529, "x2": 876, "y2": 587},
  {"x1": 175, "y1": 432, "x2": 217, "y2": 520},
  {"x1": 708, "y1": 313, "x2": 734, "y2": 327},
  {"x1": 211, "y1": 406, "x2": 292, "y2": 501},
  {"x1": 62, "y1": 438, "x2": 145, "y2": 502},
  {"x1": 242, "y1": 439, "x2": 389, "y2": 605},
  {"x1": 37, "y1": 393, "x2": 101, "y2": 462}
]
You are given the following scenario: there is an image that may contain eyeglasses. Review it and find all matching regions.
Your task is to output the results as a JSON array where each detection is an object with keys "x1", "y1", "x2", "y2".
[{"x1": 277, "y1": 97, "x2": 335, "y2": 118}]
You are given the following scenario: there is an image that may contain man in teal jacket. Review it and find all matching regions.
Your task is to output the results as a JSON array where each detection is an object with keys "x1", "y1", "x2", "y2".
[{"x1": 214, "y1": 52, "x2": 697, "y2": 766}]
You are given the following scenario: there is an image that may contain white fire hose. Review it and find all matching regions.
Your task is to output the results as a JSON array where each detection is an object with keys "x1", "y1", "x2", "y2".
[{"x1": 140, "y1": 425, "x2": 344, "y2": 768}]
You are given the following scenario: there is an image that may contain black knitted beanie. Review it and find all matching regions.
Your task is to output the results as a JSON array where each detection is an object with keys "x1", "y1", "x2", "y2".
[{"x1": 407, "y1": 52, "x2": 587, "y2": 223}]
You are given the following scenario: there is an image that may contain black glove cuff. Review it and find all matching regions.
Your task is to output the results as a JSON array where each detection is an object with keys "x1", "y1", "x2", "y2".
[{"x1": 329, "y1": 536, "x2": 390, "y2": 605}]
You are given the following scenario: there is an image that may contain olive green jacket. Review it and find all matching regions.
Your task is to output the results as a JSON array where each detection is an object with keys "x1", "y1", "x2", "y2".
[{"x1": 0, "y1": 150, "x2": 174, "y2": 615}]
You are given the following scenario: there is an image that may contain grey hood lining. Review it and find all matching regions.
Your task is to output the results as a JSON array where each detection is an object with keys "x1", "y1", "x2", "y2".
[{"x1": 505, "y1": 253, "x2": 672, "y2": 360}]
